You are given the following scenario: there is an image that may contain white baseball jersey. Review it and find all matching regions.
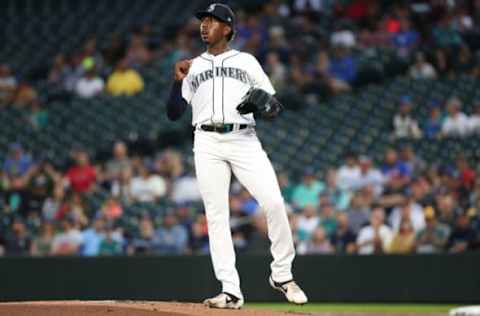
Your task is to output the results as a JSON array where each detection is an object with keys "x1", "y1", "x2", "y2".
[{"x1": 181, "y1": 49, "x2": 275, "y2": 126}]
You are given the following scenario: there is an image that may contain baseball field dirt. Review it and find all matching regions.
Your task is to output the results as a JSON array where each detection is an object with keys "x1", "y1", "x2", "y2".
[{"x1": 0, "y1": 301, "x2": 448, "y2": 316}]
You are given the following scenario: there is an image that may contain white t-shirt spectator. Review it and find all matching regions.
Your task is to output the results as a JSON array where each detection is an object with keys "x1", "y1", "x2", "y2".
[
  {"x1": 331, "y1": 30, "x2": 356, "y2": 48},
  {"x1": 468, "y1": 114, "x2": 480, "y2": 134},
  {"x1": 409, "y1": 63, "x2": 437, "y2": 79},
  {"x1": 75, "y1": 77, "x2": 104, "y2": 98},
  {"x1": 171, "y1": 176, "x2": 202, "y2": 204},
  {"x1": 441, "y1": 112, "x2": 470, "y2": 137},
  {"x1": 297, "y1": 215, "x2": 320, "y2": 240},
  {"x1": 352, "y1": 169, "x2": 385, "y2": 197},
  {"x1": 389, "y1": 202, "x2": 426, "y2": 232},
  {"x1": 394, "y1": 114, "x2": 422, "y2": 138},
  {"x1": 356, "y1": 225, "x2": 393, "y2": 255},
  {"x1": 336, "y1": 165, "x2": 361, "y2": 191},
  {"x1": 130, "y1": 175, "x2": 167, "y2": 202}
]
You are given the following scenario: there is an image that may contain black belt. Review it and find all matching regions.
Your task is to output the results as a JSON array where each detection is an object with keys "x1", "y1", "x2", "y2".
[{"x1": 199, "y1": 123, "x2": 249, "y2": 133}]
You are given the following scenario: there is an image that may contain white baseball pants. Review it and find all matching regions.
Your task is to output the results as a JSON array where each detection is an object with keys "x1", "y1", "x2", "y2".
[{"x1": 193, "y1": 127, "x2": 295, "y2": 300}]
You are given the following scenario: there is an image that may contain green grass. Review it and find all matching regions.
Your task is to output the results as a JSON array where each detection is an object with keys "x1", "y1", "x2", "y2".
[{"x1": 247, "y1": 303, "x2": 459, "y2": 313}]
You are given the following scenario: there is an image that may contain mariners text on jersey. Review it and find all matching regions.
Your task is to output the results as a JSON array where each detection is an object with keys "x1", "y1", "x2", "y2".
[{"x1": 191, "y1": 67, "x2": 251, "y2": 92}]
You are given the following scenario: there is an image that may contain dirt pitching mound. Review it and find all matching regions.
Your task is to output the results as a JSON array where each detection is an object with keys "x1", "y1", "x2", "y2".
[{"x1": 0, "y1": 301, "x2": 306, "y2": 316}]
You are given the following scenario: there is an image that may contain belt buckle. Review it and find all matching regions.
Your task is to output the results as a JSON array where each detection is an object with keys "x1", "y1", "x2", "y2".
[{"x1": 212, "y1": 122, "x2": 223, "y2": 132}]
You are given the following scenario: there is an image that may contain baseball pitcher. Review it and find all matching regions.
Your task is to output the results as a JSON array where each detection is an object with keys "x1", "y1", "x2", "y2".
[{"x1": 166, "y1": 3, "x2": 308, "y2": 309}]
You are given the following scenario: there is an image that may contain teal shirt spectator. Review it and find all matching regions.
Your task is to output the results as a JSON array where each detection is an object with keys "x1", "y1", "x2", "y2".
[{"x1": 291, "y1": 180, "x2": 325, "y2": 209}]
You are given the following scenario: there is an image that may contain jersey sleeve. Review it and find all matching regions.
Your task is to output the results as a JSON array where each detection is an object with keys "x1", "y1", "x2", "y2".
[
  {"x1": 247, "y1": 54, "x2": 276, "y2": 95},
  {"x1": 181, "y1": 77, "x2": 193, "y2": 104}
]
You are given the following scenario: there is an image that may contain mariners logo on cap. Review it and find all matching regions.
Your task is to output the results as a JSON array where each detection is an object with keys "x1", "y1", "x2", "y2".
[{"x1": 207, "y1": 4, "x2": 216, "y2": 12}]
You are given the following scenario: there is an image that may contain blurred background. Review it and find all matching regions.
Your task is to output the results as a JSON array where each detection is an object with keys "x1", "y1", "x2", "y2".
[{"x1": 1, "y1": 0, "x2": 480, "y2": 260}]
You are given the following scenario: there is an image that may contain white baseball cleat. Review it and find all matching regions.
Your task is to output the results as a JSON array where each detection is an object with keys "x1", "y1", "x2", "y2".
[
  {"x1": 269, "y1": 276, "x2": 308, "y2": 305},
  {"x1": 203, "y1": 292, "x2": 244, "y2": 309}
]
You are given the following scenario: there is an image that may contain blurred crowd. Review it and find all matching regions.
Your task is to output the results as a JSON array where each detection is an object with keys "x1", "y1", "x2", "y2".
[
  {"x1": 1, "y1": 0, "x2": 480, "y2": 256},
  {"x1": 1, "y1": 140, "x2": 479, "y2": 256},
  {"x1": 392, "y1": 94, "x2": 480, "y2": 139}
]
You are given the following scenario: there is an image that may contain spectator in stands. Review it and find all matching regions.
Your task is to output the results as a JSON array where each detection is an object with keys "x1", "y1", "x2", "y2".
[
  {"x1": 3, "y1": 217, "x2": 31, "y2": 256},
  {"x1": 111, "y1": 167, "x2": 133, "y2": 204},
  {"x1": 291, "y1": 168, "x2": 325, "y2": 209},
  {"x1": 30, "y1": 221, "x2": 55, "y2": 256},
  {"x1": 409, "y1": 52, "x2": 437, "y2": 79},
  {"x1": 128, "y1": 214, "x2": 155, "y2": 255},
  {"x1": 171, "y1": 172, "x2": 202, "y2": 204},
  {"x1": 129, "y1": 164, "x2": 166, "y2": 203},
  {"x1": 11, "y1": 81, "x2": 38, "y2": 108},
  {"x1": 381, "y1": 148, "x2": 411, "y2": 193},
  {"x1": 453, "y1": 45, "x2": 475, "y2": 75},
  {"x1": 392, "y1": 17, "x2": 420, "y2": 58},
  {"x1": 80, "y1": 216, "x2": 105, "y2": 256},
  {"x1": 392, "y1": 96, "x2": 422, "y2": 139},
  {"x1": 74, "y1": 59, "x2": 104, "y2": 98},
  {"x1": 191, "y1": 214, "x2": 209, "y2": 254},
  {"x1": 388, "y1": 218, "x2": 416, "y2": 254},
  {"x1": 345, "y1": 191, "x2": 371, "y2": 235},
  {"x1": 398, "y1": 145, "x2": 426, "y2": 178},
  {"x1": 331, "y1": 213, "x2": 356, "y2": 254},
  {"x1": 51, "y1": 218, "x2": 83, "y2": 255},
  {"x1": 436, "y1": 193, "x2": 458, "y2": 228},
  {"x1": 319, "y1": 201, "x2": 337, "y2": 237},
  {"x1": 64, "y1": 150, "x2": 97, "y2": 194},
  {"x1": 265, "y1": 51, "x2": 287, "y2": 91},
  {"x1": 389, "y1": 197, "x2": 426, "y2": 233},
  {"x1": 125, "y1": 33, "x2": 153, "y2": 68},
  {"x1": 105, "y1": 141, "x2": 131, "y2": 183},
  {"x1": 106, "y1": 58, "x2": 144, "y2": 96},
  {"x1": 29, "y1": 100, "x2": 49, "y2": 130},
  {"x1": 98, "y1": 225, "x2": 123, "y2": 255},
  {"x1": 455, "y1": 155, "x2": 476, "y2": 197},
  {"x1": 24, "y1": 161, "x2": 60, "y2": 215},
  {"x1": 54, "y1": 192, "x2": 89, "y2": 227},
  {"x1": 97, "y1": 197, "x2": 123, "y2": 221},
  {"x1": 352, "y1": 156, "x2": 384, "y2": 198},
  {"x1": 327, "y1": 46, "x2": 358, "y2": 94},
  {"x1": 441, "y1": 97, "x2": 469, "y2": 137},
  {"x1": 153, "y1": 213, "x2": 188, "y2": 255},
  {"x1": 468, "y1": 101, "x2": 480, "y2": 134},
  {"x1": 296, "y1": 204, "x2": 320, "y2": 243},
  {"x1": 330, "y1": 25, "x2": 356, "y2": 49},
  {"x1": 416, "y1": 206, "x2": 450, "y2": 253},
  {"x1": 297, "y1": 227, "x2": 334, "y2": 254},
  {"x1": 3, "y1": 143, "x2": 34, "y2": 179},
  {"x1": 78, "y1": 37, "x2": 105, "y2": 74},
  {"x1": 0, "y1": 64, "x2": 17, "y2": 106},
  {"x1": 322, "y1": 169, "x2": 351, "y2": 211},
  {"x1": 336, "y1": 152, "x2": 361, "y2": 191},
  {"x1": 356, "y1": 208, "x2": 393, "y2": 254},
  {"x1": 423, "y1": 101, "x2": 444, "y2": 138},
  {"x1": 154, "y1": 149, "x2": 184, "y2": 180},
  {"x1": 447, "y1": 214, "x2": 476, "y2": 253},
  {"x1": 432, "y1": 15, "x2": 463, "y2": 48}
]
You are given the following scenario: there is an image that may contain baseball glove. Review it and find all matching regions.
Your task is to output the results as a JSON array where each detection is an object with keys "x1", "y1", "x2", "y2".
[{"x1": 236, "y1": 88, "x2": 283, "y2": 119}]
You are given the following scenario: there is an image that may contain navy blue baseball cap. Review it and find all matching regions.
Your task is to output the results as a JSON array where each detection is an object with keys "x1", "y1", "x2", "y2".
[{"x1": 195, "y1": 3, "x2": 235, "y2": 28}]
